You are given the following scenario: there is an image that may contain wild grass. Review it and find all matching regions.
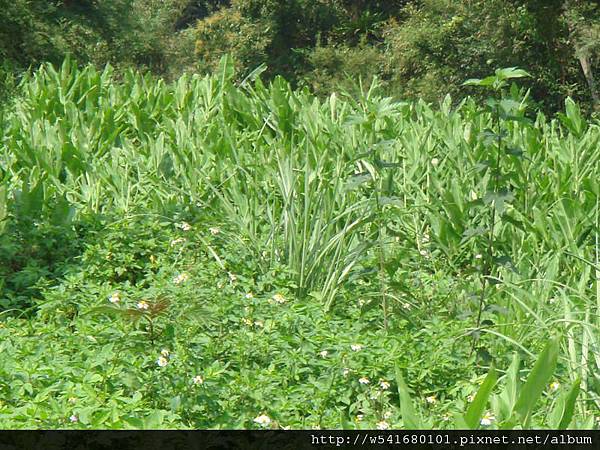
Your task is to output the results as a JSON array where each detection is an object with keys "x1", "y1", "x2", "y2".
[{"x1": 0, "y1": 58, "x2": 599, "y2": 428}]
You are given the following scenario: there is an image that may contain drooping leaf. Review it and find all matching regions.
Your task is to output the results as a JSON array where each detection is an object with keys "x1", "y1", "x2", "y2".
[
  {"x1": 395, "y1": 366, "x2": 422, "y2": 429},
  {"x1": 464, "y1": 366, "x2": 498, "y2": 429}
]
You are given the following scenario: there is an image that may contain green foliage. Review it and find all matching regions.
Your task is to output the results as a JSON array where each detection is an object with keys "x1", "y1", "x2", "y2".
[
  {"x1": 0, "y1": 61, "x2": 599, "y2": 428},
  {"x1": 381, "y1": 0, "x2": 598, "y2": 113}
]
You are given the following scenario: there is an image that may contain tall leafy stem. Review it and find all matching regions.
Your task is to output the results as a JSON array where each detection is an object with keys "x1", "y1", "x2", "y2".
[{"x1": 463, "y1": 68, "x2": 532, "y2": 344}]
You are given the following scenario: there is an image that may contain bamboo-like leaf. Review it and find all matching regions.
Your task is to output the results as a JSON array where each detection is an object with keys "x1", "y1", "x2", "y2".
[
  {"x1": 464, "y1": 366, "x2": 498, "y2": 429},
  {"x1": 512, "y1": 336, "x2": 560, "y2": 426},
  {"x1": 394, "y1": 366, "x2": 422, "y2": 429}
]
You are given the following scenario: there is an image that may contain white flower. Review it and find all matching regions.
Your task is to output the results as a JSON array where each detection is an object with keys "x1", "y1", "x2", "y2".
[
  {"x1": 358, "y1": 298, "x2": 366, "y2": 307},
  {"x1": 319, "y1": 350, "x2": 328, "y2": 358},
  {"x1": 271, "y1": 293, "x2": 286, "y2": 304},
  {"x1": 356, "y1": 414, "x2": 364, "y2": 421},
  {"x1": 475, "y1": 254, "x2": 483, "y2": 260},
  {"x1": 253, "y1": 320, "x2": 264, "y2": 328},
  {"x1": 351, "y1": 344, "x2": 363, "y2": 352},
  {"x1": 173, "y1": 273, "x2": 190, "y2": 285},
  {"x1": 549, "y1": 297, "x2": 557, "y2": 304},
  {"x1": 425, "y1": 395, "x2": 437, "y2": 404},
  {"x1": 419, "y1": 249, "x2": 428, "y2": 257},
  {"x1": 380, "y1": 380, "x2": 391, "y2": 390},
  {"x1": 137, "y1": 300, "x2": 149, "y2": 310},
  {"x1": 180, "y1": 222, "x2": 192, "y2": 231},
  {"x1": 431, "y1": 158, "x2": 439, "y2": 167},
  {"x1": 209, "y1": 227, "x2": 220, "y2": 235},
  {"x1": 157, "y1": 356, "x2": 168, "y2": 367},
  {"x1": 160, "y1": 349, "x2": 170, "y2": 358},
  {"x1": 358, "y1": 377, "x2": 370, "y2": 385},
  {"x1": 467, "y1": 394, "x2": 475, "y2": 403},
  {"x1": 422, "y1": 233, "x2": 430, "y2": 243},
  {"x1": 480, "y1": 412, "x2": 495, "y2": 426},
  {"x1": 170, "y1": 238, "x2": 186, "y2": 246},
  {"x1": 253, "y1": 414, "x2": 271, "y2": 427},
  {"x1": 549, "y1": 381, "x2": 560, "y2": 392},
  {"x1": 245, "y1": 292, "x2": 254, "y2": 300},
  {"x1": 470, "y1": 191, "x2": 478, "y2": 201},
  {"x1": 376, "y1": 420, "x2": 390, "y2": 430},
  {"x1": 109, "y1": 292, "x2": 120, "y2": 304},
  {"x1": 383, "y1": 411, "x2": 392, "y2": 419},
  {"x1": 242, "y1": 318, "x2": 253, "y2": 326},
  {"x1": 192, "y1": 375, "x2": 204, "y2": 385},
  {"x1": 402, "y1": 302, "x2": 411, "y2": 310},
  {"x1": 342, "y1": 368, "x2": 350, "y2": 377},
  {"x1": 69, "y1": 414, "x2": 78, "y2": 423}
]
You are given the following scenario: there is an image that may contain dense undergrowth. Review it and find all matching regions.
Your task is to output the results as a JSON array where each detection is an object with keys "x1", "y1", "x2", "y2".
[{"x1": 0, "y1": 59, "x2": 599, "y2": 428}]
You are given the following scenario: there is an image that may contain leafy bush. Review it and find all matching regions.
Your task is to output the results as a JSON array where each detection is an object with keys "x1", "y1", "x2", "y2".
[
  {"x1": 382, "y1": 0, "x2": 594, "y2": 112},
  {"x1": 1, "y1": 61, "x2": 599, "y2": 428}
]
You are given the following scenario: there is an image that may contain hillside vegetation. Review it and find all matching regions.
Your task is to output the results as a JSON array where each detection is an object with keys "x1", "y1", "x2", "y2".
[{"x1": 0, "y1": 60, "x2": 598, "y2": 428}]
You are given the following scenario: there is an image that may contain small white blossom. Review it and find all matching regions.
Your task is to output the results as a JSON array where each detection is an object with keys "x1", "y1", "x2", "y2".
[
  {"x1": 475, "y1": 254, "x2": 483, "y2": 260},
  {"x1": 467, "y1": 394, "x2": 475, "y2": 403},
  {"x1": 253, "y1": 320, "x2": 264, "y2": 328},
  {"x1": 271, "y1": 293, "x2": 286, "y2": 304},
  {"x1": 419, "y1": 249, "x2": 428, "y2": 257},
  {"x1": 69, "y1": 415, "x2": 78, "y2": 423},
  {"x1": 180, "y1": 222, "x2": 192, "y2": 231},
  {"x1": 319, "y1": 350, "x2": 328, "y2": 358},
  {"x1": 480, "y1": 412, "x2": 495, "y2": 426},
  {"x1": 402, "y1": 302, "x2": 411, "y2": 310},
  {"x1": 109, "y1": 292, "x2": 120, "y2": 304},
  {"x1": 245, "y1": 292, "x2": 254, "y2": 300},
  {"x1": 380, "y1": 380, "x2": 391, "y2": 390},
  {"x1": 383, "y1": 411, "x2": 392, "y2": 419},
  {"x1": 193, "y1": 375, "x2": 204, "y2": 385},
  {"x1": 470, "y1": 191, "x2": 478, "y2": 201},
  {"x1": 253, "y1": 414, "x2": 271, "y2": 427},
  {"x1": 425, "y1": 395, "x2": 437, "y2": 404},
  {"x1": 356, "y1": 414, "x2": 364, "y2": 421},
  {"x1": 376, "y1": 420, "x2": 390, "y2": 430},
  {"x1": 431, "y1": 158, "x2": 439, "y2": 167},
  {"x1": 209, "y1": 227, "x2": 220, "y2": 235},
  {"x1": 157, "y1": 356, "x2": 168, "y2": 367},
  {"x1": 137, "y1": 300, "x2": 149, "y2": 310},
  {"x1": 358, "y1": 377, "x2": 370, "y2": 385},
  {"x1": 173, "y1": 273, "x2": 190, "y2": 285},
  {"x1": 549, "y1": 381, "x2": 560, "y2": 392},
  {"x1": 351, "y1": 344, "x2": 363, "y2": 352},
  {"x1": 170, "y1": 238, "x2": 186, "y2": 246},
  {"x1": 342, "y1": 368, "x2": 350, "y2": 377},
  {"x1": 422, "y1": 233, "x2": 430, "y2": 243}
]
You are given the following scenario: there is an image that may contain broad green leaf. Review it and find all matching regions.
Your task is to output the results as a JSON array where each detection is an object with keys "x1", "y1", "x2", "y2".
[
  {"x1": 512, "y1": 336, "x2": 560, "y2": 426},
  {"x1": 395, "y1": 366, "x2": 422, "y2": 429},
  {"x1": 549, "y1": 378, "x2": 581, "y2": 429},
  {"x1": 464, "y1": 366, "x2": 498, "y2": 429}
]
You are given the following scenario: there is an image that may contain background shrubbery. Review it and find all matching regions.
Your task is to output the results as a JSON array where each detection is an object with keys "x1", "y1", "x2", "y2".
[{"x1": 1, "y1": 0, "x2": 598, "y2": 113}]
